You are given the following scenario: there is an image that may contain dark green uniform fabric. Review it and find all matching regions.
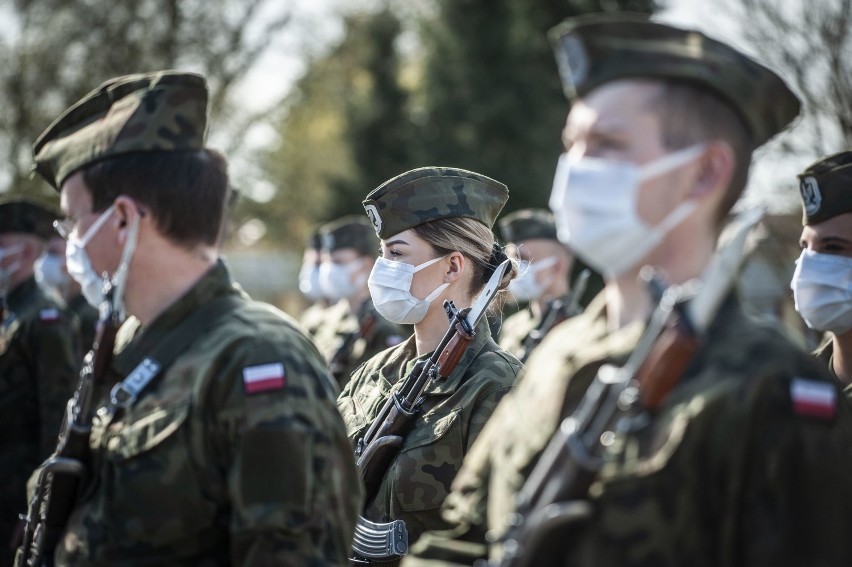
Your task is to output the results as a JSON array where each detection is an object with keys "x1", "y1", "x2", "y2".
[
  {"x1": 337, "y1": 318, "x2": 520, "y2": 550},
  {"x1": 67, "y1": 294, "x2": 99, "y2": 355},
  {"x1": 407, "y1": 293, "x2": 852, "y2": 566},
  {"x1": 55, "y1": 261, "x2": 362, "y2": 566},
  {"x1": 814, "y1": 340, "x2": 852, "y2": 402},
  {"x1": 1, "y1": 277, "x2": 79, "y2": 566},
  {"x1": 299, "y1": 301, "x2": 330, "y2": 338},
  {"x1": 312, "y1": 299, "x2": 406, "y2": 390}
]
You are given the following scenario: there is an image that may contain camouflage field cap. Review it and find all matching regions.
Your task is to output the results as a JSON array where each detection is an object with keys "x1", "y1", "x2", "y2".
[
  {"x1": 548, "y1": 13, "x2": 801, "y2": 147},
  {"x1": 0, "y1": 198, "x2": 58, "y2": 239},
  {"x1": 498, "y1": 208, "x2": 558, "y2": 244},
  {"x1": 797, "y1": 151, "x2": 852, "y2": 226},
  {"x1": 320, "y1": 215, "x2": 378, "y2": 257},
  {"x1": 362, "y1": 167, "x2": 508, "y2": 239},
  {"x1": 33, "y1": 70, "x2": 208, "y2": 190}
]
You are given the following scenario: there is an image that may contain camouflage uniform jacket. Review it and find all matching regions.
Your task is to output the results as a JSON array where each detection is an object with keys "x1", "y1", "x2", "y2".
[
  {"x1": 55, "y1": 261, "x2": 362, "y2": 566},
  {"x1": 497, "y1": 295, "x2": 571, "y2": 360},
  {"x1": 1, "y1": 277, "x2": 79, "y2": 565},
  {"x1": 299, "y1": 300, "x2": 330, "y2": 338},
  {"x1": 408, "y1": 293, "x2": 852, "y2": 566},
  {"x1": 337, "y1": 318, "x2": 520, "y2": 548},
  {"x1": 314, "y1": 298, "x2": 406, "y2": 390}
]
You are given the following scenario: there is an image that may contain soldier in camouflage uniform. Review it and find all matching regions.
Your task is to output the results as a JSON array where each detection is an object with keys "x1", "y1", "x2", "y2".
[
  {"x1": 311, "y1": 216, "x2": 406, "y2": 389},
  {"x1": 790, "y1": 151, "x2": 852, "y2": 399},
  {"x1": 337, "y1": 168, "x2": 522, "y2": 557},
  {"x1": 497, "y1": 209, "x2": 577, "y2": 361},
  {"x1": 24, "y1": 70, "x2": 361, "y2": 565},
  {"x1": 407, "y1": 14, "x2": 852, "y2": 566},
  {"x1": 0, "y1": 200, "x2": 80, "y2": 567},
  {"x1": 35, "y1": 235, "x2": 99, "y2": 353},
  {"x1": 297, "y1": 228, "x2": 331, "y2": 337}
]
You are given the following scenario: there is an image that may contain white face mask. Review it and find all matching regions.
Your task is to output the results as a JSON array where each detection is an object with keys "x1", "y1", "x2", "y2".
[
  {"x1": 508, "y1": 256, "x2": 558, "y2": 302},
  {"x1": 791, "y1": 249, "x2": 852, "y2": 334},
  {"x1": 368, "y1": 255, "x2": 449, "y2": 325},
  {"x1": 35, "y1": 253, "x2": 69, "y2": 290},
  {"x1": 549, "y1": 144, "x2": 705, "y2": 277},
  {"x1": 319, "y1": 259, "x2": 366, "y2": 301},
  {"x1": 66, "y1": 204, "x2": 140, "y2": 319},
  {"x1": 298, "y1": 263, "x2": 323, "y2": 301}
]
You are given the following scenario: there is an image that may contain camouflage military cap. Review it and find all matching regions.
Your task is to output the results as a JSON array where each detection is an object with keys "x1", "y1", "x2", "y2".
[
  {"x1": 797, "y1": 151, "x2": 852, "y2": 226},
  {"x1": 33, "y1": 70, "x2": 208, "y2": 190},
  {"x1": 319, "y1": 215, "x2": 378, "y2": 257},
  {"x1": 362, "y1": 167, "x2": 508, "y2": 239},
  {"x1": 498, "y1": 208, "x2": 558, "y2": 244},
  {"x1": 0, "y1": 198, "x2": 58, "y2": 239},
  {"x1": 549, "y1": 13, "x2": 801, "y2": 147}
]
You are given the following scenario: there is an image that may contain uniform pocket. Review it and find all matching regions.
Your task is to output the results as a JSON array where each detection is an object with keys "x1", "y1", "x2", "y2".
[
  {"x1": 107, "y1": 402, "x2": 190, "y2": 461},
  {"x1": 393, "y1": 409, "x2": 463, "y2": 512}
]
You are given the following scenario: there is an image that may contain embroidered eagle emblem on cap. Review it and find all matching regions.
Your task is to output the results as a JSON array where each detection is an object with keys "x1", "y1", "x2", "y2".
[
  {"x1": 800, "y1": 176, "x2": 822, "y2": 216},
  {"x1": 364, "y1": 204, "x2": 383, "y2": 236}
]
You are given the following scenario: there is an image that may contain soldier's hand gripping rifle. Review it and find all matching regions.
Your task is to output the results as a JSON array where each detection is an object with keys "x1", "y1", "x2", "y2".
[
  {"x1": 518, "y1": 269, "x2": 590, "y2": 364},
  {"x1": 15, "y1": 281, "x2": 121, "y2": 567},
  {"x1": 351, "y1": 260, "x2": 511, "y2": 565},
  {"x1": 330, "y1": 306, "x2": 378, "y2": 385},
  {"x1": 495, "y1": 209, "x2": 763, "y2": 567}
]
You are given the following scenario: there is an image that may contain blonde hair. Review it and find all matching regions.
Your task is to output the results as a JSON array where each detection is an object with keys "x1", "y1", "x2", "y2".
[{"x1": 413, "y1": 217, "x2": 518, "y2": 311}]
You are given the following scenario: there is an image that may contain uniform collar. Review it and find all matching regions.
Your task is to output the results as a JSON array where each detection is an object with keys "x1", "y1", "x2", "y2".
[
  {"x1": 112, "y1": 259, "x2": 240, "y2": 376},
  {"x1": 6, "y1": 275, "x2": 39, "y2": 309}
]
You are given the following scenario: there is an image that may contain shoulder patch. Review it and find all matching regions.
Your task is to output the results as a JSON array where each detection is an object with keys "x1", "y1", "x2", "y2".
[
  {"x1": 39, "y1": 308, "x2": 61, "y2": 322},
  {"x1": 243, "y1": 362, "x2": 286, "y2": 394},
  {"x1": 791, "y1": 377, "x2": 836, "y2": 420}
]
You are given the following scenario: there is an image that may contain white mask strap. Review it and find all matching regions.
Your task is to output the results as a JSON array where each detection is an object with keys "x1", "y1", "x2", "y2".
[
  {"x1": 413, "y1": 254, "x2": 448, "y2": 273},
  {"x1": 78, "y1": 204, "x2": 117, "y2": 246},
  {"x1": 112, "y1": 212, "x2": 141, "y2": 320},
  {"x1": 637, "y1": 144, "x2": 705, "y2": 182},
  {"x1": 424, "y1": 282, "x2": 450, "y2": 303}
]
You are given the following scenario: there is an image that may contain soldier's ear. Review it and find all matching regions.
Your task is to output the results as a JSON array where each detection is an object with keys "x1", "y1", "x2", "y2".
[{"x1": 444, "y1": 251, "x2": 464, "y2": 283}]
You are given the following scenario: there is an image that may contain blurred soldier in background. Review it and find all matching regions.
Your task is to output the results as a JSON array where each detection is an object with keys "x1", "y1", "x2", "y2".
[
  {"x1": 791, "y1": 151, "x2": 852, "y2": 397},
  {"x1": 0, "y1": 199, "x2": 79, "y2": 567},
  {"x1": 407, "y1": 14, "x2": 852, "y2": 566},
  {"x1": 22, "y1": 70, "x2": 360, "y2": 565},
  {"x1": 297, "y1": 227, "x2": 330, "y2": 337},
  {"x1": 34, "y1": 235, "x2": 99, "y2": 352},
  {"x1": 313, "y1": 215, "x2": 405, "y2": 388},
  {"x1": 497, "y1": 208, "x2": 581, "y2": 362}
]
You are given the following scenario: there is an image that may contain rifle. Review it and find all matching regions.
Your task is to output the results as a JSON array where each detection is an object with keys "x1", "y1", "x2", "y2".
[
  {"x1": 351, "y1": 260, "x2": 511, "y2": 565},
  {"x1": 15, "y1": 281, "x2": 120, "y2": 567},
  {"x1": 330, "y1": 304, "x2": 378, "y2": 385},
  {"x1": 517, "y1": 269, "x2": 590, "y2": 364},
  {"x1": 495, "y1": 209, "x2": 763, "y2": 567}
]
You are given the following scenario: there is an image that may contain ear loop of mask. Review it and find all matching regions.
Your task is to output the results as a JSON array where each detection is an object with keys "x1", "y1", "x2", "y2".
[{"x1": 111, "y1": 211, "x2": 141, "y2": 321}]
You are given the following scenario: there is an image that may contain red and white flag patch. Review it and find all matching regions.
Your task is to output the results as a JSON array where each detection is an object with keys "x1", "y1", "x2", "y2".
[
  {"x1": 791, "y1": 377, "x2": 836, "y2": 420},
  {"x1": 242, "y1": 362, "x2": 286, "y2": 394}
]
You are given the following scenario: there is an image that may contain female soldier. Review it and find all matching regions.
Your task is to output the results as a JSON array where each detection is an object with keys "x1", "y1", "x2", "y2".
[{"x1": 337, "y1": 167, "x2": 522, "y2": 559}]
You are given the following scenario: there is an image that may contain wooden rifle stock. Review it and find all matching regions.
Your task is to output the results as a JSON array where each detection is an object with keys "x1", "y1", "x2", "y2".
[{"x1": 636, "y1": 313, "x2": 700, "y2": 411}]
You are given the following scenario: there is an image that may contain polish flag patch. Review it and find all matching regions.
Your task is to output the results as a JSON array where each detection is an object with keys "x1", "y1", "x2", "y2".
[
  {"x1": 791, "y1": 377, "x2": 836, "y2": 420},
  {"x1": 242, "y1": 363, "x2": 286, "y2": 394}
]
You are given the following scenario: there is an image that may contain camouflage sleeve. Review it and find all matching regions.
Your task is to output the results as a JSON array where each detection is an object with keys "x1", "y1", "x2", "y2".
[
  {"x1": 205, "y1": 337, "x2": 362, "y2": 566},
  {"x1": 718, "y1": 372, "x2": 852, "y2": 566},
  {"x1": 29, "y1": 309, "x2": 81, "y2": 458}
]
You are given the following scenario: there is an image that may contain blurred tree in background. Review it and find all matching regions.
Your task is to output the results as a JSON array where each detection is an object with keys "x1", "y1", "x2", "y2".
[{"x1": 0, "y1": 0, "x2": 291, "y2": 201}]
